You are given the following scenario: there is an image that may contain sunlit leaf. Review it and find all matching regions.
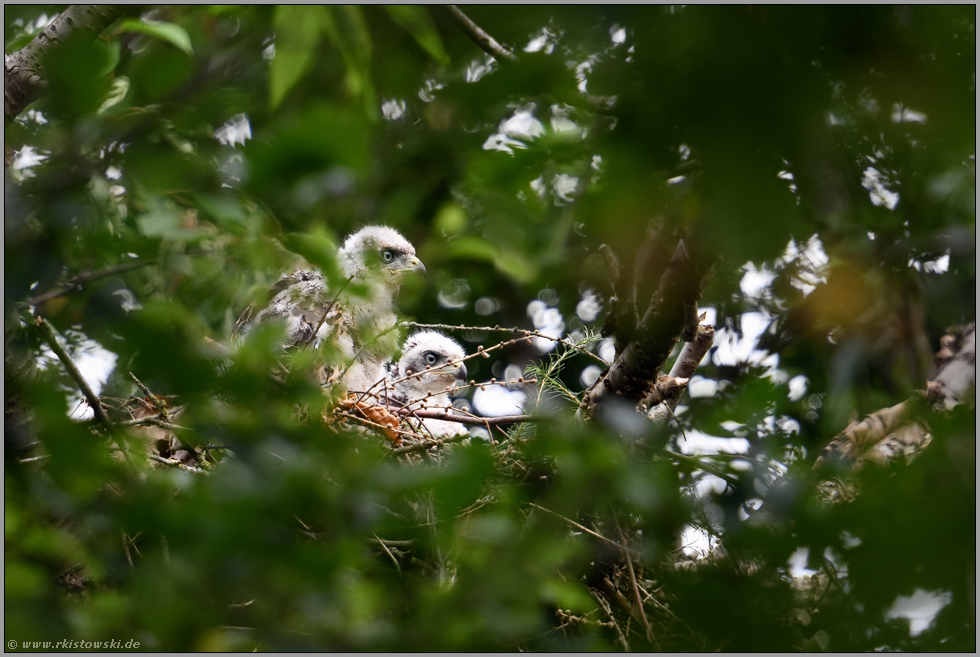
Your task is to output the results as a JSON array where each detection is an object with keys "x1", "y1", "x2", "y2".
[
  {"x1": 270, "y1": 5, "x2": 326, "y2": 109},
  {"x1": 117, "y1": 19, "x2": 193, "y2": 55},
  {"x1": 384, "y1": 5, "x2": 450, "y2": 66},
  {"x1": 321, "y1": 5, "x2": 377, "y2": 119}
]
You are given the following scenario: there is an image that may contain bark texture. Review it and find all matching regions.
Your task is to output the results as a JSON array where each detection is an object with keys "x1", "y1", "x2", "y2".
[
  {"x1": 585, "y1": 233, "x2": 710, "y2": 414},
  {"x1": 4, "y1": 5, "x2": 133, "y2": 123}
]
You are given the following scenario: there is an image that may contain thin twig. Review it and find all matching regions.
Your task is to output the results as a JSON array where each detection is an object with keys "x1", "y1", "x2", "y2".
[
  {"x1": 663, "y1": 449, "x2": 738, "y2": 486},
  {"x1": 148, "y1": 454, "x2": 208, "y2": 475},
  {"x1": 388, "y1": 431, "x2": 471, "y2": 456},
  {"x1": 443, "y1": 5, "x2": 518, "y2": 63},
  {"x1": 368, "y1": 537, "x2": 415, "y2": 548},
  {"x1": 636, "y1": 581, "x2": 679, "y2": 621},
  {"x1": 23, "y1": 260, "x2": 152, "y2": 308},
  {"x1": 303, "y1": 274, "x2": 354, "y2": 351},
  {"x1": 141, "y1": 417, "x2": 192, "y2": 432},
  {"x1": 122, "y1": 531, "x2": 134, "y2": 569},
  {"x1": 614, "y1": 519, "x2": 654, "y2": 644},
  {"x1": 336, "y1": 410, "x2": 422, "y2": 441},
  {"x1": 592, "y1": 589, "x2": 630, "y2": 652},
  {"x1": 396, "y1": 408, "x2": 538, "y2": 426},
  {"x1": 528, "y1": 503, "x2": 644, "y2": 558},
  {"x1": 114, "y1": 412, "x2": 179, "y2": 428},
  {"x1": 404, "y1": 321, "x2": 608, "y2": 365},
  {"x1": 129, "y1": 372, "x2": 171, "y2": 420},
  {"x1": 601, "y1": 576, "x2": 638, "y2": 622}
]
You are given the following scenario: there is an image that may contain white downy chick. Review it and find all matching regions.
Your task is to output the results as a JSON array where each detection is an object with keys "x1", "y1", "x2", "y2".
[
  {"x1": 389, "y1": 330, "x2": 468, "y2": 437},
  {"x1": 232, "y1": 225, "x2": 424, "y2": 393}
]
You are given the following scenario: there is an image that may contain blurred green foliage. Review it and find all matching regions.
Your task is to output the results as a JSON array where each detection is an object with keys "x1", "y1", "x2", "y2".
[{"x1": 5, "y1": 5, "x2": 975, "y2": 651}]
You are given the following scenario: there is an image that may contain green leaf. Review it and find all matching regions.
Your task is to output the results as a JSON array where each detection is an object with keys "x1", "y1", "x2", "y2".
[
  {"x1": 5, "y1": 30, "x2": 35, "y2": 55},
  {"x1": 444, "y1": 236, "x2": 537, "y2": 283},
  {"x1": 96, "y1": 41, "x2": 121, "y2": 77},
  {"x1": 117, "y1": 19, "x2": 193, "y2": 55},
  {"x1": 539, "y1": 579, "x2": 595, "y2": 613},
  {"x1": 207, "y1": 5, "x2": 240, "y2": 16},
  {"x1": 383, "y1": 5, "x2": 450, "y2": 66},
  {"x1": 137, "y1": 198, "x2": 199, "y2": 240},
  {"x1": 434, "y1": 202, "x2": 468, "y2": 236},
  {"x1": 801, "y1": 629, "x2": 831, "y2": 651},
  {"x1": 270, "y1": 5, "x2": 326, "y2": 110},
  {"x1": 321, "y1": 6, "x2": 377, "y2": 120}
]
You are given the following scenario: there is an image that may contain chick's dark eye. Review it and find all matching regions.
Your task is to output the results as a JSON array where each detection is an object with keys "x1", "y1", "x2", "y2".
[
  {"x1": 423, "y1": 352, "x2": 438, "y2": 366},
  {"x1": 381, "y1": 250, "x2": 394, "y2": 263}
]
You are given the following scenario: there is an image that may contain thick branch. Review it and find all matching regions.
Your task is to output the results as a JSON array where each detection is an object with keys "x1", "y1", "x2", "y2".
[
  {"x1": 5, "y1": 5, "x2": 134, "y2": 123},
  {"x1": 442, "y1": 5, "x2": 518, "y2": 64},
  {"x1": 587, "y1": 237, "x2": 708, "y2": 410},
  {"x1": 648, "y1": 322, "x2": 715, "y2": 423},
  {"x1": 630, "y1": 218, "x2": 669, "y2": 329},
  {"x1": 815, "y1": 321, "x2": 975, "y2": 474},
  {"x1": 929, "y1": 322, "x2": 975, "y2": 410}
]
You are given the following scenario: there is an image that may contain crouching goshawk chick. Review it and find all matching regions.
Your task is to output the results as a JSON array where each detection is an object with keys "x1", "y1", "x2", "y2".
[
  {"x1": 389, "y1": 331, "x2": 469, "y2": 438},
  {"x1": 232, "y1": 225, "x2": 425, "y2": 393}
]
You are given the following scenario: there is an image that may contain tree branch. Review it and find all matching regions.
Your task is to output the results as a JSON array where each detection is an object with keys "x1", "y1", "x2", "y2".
[
  {"x1": 36, "y1": 317, "x2": 114, "y2": 431},
  {"x1": 388, "y1": 431, "x2": 471, "y2": 456},
  {"x1": 442, "y1": 5, "x2": 518, "y2": 64},
  {"x1": 6, "y1": 5, "x2": 137, "y2": 124},
  {"x1": 528, "y1": 502, "x2": 644, "y2": 558},
  {"x1": 648, "y1": 321, "x2": 715, "y2": 423},
  {"x1": 815, "y1": 321, "x2": 975, "y2": 475},
  {"x1": 395, "y1": 408, "x2": 538, "y2": 426},
  {"x1": 586, "y1": 237, "x2": 709, "y2": 412},
  {"x1": 929, "y1": 322, "x2": 975, "y2": 411},
  {"x1": 22, "y1": 259, "x2": 151, "y2": 308}
]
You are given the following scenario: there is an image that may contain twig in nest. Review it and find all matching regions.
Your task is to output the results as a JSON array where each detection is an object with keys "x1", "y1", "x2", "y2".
[
  {"x1": 148, "y1": 454, "x2": 208, "y2": 475},
  {"x1": 373, "y1": 532, "x2": 402, "y2": 574},
  {"x1": 592, "y1": 589, "x2": 631, "y2": 652},
  {"x1": 528, "y1": 503, "x2": 644, "y2": 558},
  {"x1": 388, "y1": 431, "x2": 471, "y2": 456},
  {"x1": 396, "y1": 408, "x2": 539, "y2": 427},
  {"x1": 601, "y1": 576, "x2": 637, "y2": 621},
  {"x1": 614, "y1": 518, "x2": 655, "y2": 644},
  {"x1": 129, "y1": 372, "x2": 172, "y2": 420},
  {"x1": 114, "y1": 411, "x2": 181, "y2": 428},
  {"x1": 335, "y1": 408, "x2": 411, "y2": 442}
]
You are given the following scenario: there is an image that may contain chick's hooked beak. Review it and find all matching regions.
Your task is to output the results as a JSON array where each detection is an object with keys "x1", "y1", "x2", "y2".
[
  {"x1": 453, "y1": 360, "x2": 468, "y2": 381},
  {"x1": 403, "y1": 256, "x2": 426, "y2": 279}
]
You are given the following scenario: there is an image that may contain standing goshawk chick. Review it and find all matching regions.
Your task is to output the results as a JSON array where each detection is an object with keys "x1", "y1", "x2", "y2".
[
  {"x1": 232, "y1": 225, "x2": 425, "y2": 393},
  {"x1": 389, "y1": 330, "x2": 468, "y2": 438}
]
